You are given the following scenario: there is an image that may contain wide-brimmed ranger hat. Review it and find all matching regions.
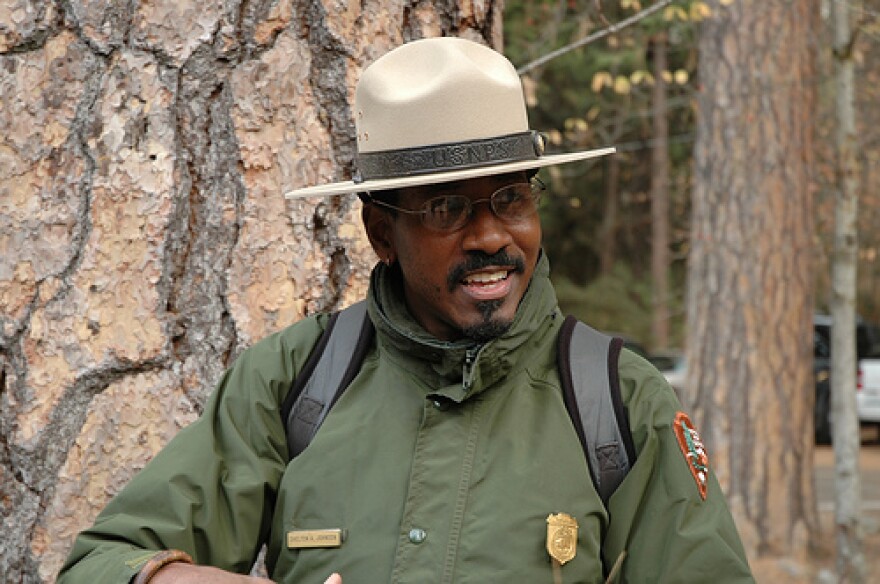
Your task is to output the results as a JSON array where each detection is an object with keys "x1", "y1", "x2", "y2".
[{"x1": 285, "y1": 37, "x2": 615, "y2": 199}]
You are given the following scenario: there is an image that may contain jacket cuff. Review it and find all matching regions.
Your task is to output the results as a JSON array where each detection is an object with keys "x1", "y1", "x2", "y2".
[{"x1": 131, "y1": 550, "x2": 194, "y2": 584}]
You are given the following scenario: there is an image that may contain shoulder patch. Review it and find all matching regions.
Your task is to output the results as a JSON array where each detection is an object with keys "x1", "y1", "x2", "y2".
[{"x1": 673, "y1": 411, "x2": 709, "y2": 500}]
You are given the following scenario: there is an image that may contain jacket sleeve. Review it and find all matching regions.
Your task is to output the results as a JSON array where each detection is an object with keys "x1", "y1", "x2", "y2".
[
  {"x1": 602, "y1": 350, "x2": 755, "y2": 583},
  {"x1": 57, "y1": 315, "x2": 328, "y2": 583}
]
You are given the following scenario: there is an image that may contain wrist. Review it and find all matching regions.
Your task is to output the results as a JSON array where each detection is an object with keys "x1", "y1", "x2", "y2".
[{"x1": 133, "y1": 550, "x2": 194, "y2": 584}]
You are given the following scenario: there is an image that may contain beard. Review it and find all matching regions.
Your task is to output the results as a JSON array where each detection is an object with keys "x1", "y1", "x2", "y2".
[{"x1": 459, "y1": 299, "x2": 512, "y2": 343}]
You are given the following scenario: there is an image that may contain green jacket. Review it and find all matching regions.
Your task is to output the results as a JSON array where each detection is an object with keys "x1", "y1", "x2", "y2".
[{"x1": 59, "y1": 257, "x2": 753, "y2": 583}]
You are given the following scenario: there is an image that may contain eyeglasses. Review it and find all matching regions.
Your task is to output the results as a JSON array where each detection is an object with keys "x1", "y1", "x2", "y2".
[{"x1": 365, "y1": 177, "x2": 545, "y2": 233}]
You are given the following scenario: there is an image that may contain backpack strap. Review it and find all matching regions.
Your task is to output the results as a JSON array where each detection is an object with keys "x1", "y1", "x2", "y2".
[
  {"x1": 280, "y1": 304, "x2": 638, "y2": 505},
  {"x1": 281, "y1": 300, "x2": 374, "y2": 458},
  {"x1": 557, "y1": 316, "x2": 637, "y2": 507}
]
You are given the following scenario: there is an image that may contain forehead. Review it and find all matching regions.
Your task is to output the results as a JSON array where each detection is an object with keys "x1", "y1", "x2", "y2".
[{"x1": 399, "y1": 171, "x2": 529, "y2": 203}]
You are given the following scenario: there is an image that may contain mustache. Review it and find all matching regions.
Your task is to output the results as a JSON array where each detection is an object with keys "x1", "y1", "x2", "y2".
[{"x1": 447, "y1": 251, "x2": 526, "y2": 291}]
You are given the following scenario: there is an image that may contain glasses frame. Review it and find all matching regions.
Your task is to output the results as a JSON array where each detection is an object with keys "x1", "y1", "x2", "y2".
[{"x1": 364, "y1": 176, "x2": 546, "y2": 233}]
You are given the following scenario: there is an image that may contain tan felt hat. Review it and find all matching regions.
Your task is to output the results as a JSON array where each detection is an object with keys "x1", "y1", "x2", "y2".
[{"x1": 285, "y1": 37, "x2": 615, "y2": 198}]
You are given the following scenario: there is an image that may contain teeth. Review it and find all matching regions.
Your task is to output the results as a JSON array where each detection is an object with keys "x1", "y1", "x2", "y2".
[{"x1": 464, "y1": 271, "x2": 508, "y2": 284}]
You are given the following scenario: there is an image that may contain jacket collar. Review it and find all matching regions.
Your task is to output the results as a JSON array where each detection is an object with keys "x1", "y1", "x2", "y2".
[{"x1": 366, "y1": 252, "x2": 560, "y2": 401}]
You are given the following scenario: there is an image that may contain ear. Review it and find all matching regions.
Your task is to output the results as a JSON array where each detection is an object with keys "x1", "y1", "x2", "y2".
[{"x1": 362, "y1": 203, "x2": 396, "y2": 264}]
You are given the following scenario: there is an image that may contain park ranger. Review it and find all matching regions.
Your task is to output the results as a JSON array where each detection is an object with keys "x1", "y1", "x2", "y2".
[{"x1": 59, "y1": 37, "x2": 754, "y2": 584}]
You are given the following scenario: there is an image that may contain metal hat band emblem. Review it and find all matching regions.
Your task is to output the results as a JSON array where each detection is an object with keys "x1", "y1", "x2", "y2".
[{"x1": 546, "y1": 512, "x2": 578, "y2": 565}]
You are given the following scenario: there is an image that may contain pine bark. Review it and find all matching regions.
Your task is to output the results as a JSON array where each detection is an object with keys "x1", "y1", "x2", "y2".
[
  {"x1": 0, "y1": 1, "x2": 501, "y2": 580},
  {"x1": 687, "y1": 0, "x2": 820, "y2": 566}
]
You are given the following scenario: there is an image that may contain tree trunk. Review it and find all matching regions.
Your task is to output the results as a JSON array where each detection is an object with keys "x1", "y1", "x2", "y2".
[
  {"x1": 687, "y1": 0, "x2": 820, "y2": 567},
  {"x1": 650, "y1": 33, "x2": 670, "y2": 351},
  {"x1": 599, "y1": 152, "x2": 622, "y2": 275},
  {"x1": 0, "y1": 2, "x2": 501, "y2": 580},
  {"x1": 830, "y1": 0, "x2": 865, "y2": 580}
]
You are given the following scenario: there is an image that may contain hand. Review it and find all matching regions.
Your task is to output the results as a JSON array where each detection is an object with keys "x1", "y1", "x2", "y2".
[
  {"x1": 324, "y1": 574, "x2": 342, "y2": 584},
  {"x1": 150, "y1": 562, "x2": 274, "y2": 583}
]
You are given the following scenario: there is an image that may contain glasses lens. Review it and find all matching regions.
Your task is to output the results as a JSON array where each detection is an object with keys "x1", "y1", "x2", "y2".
[
  {"x1": 491, "y1": 183, "x2": 540, "y2": 221},
  {"x1": 422, "y1": 196, "x2": 470, "y2": 230},
  {"x1": 417, "y1": 180, "x2": 543, "y2": 231}
]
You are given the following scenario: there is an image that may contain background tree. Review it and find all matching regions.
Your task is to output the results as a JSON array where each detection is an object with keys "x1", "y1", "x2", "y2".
[
  {"x1": 649, "y1": 31, "x2": 671, "y2": 351},
  {"x1": 508, "y1": 0, "x2": 880, "y2": 345},
  {"x1": 830, "y1": 0, "x2": 866, "y2": 580},
  {"x1": 505, "y1": 0, "x2": 702, "y2": 349},
  {"x1": 814, "y1": 1, "x2": 880, "y2": 322},
  {"x1": 686, "y1": 0, "x2": 820, "y2": 569},
  {"x1": 0, "y1": 1, "x2": 500, "y2": 580}
]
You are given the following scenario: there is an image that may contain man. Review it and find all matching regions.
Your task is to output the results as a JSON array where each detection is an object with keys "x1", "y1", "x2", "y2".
[{"x1": 59, "y1": 37, "x2": 753, "y2": 583}]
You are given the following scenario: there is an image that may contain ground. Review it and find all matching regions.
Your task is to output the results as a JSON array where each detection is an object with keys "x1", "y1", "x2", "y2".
[{"x1": 750, "y1": 427, "x2": 880, "y2": 582}]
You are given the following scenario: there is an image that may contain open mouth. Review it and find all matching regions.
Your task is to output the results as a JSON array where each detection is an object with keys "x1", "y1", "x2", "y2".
[
  {"x1": 447, "y1": 251, "x2": 525, "y2": 293},
  {"x1": 460, "y1": 269, "x2": 514, "y2": 301},
  {"x1": 462, "y1": 270, "x2": 511, "y2": 286}
]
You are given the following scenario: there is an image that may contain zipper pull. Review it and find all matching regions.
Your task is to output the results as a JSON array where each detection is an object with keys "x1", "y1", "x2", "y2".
[{"x1": 462, "y1": 347, "x2": 479, "y2": 391}]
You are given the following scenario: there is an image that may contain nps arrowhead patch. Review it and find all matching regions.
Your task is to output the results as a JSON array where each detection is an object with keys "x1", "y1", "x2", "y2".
[{"x1": 673, "y1": 411, "x2": 709, "y2": 500}]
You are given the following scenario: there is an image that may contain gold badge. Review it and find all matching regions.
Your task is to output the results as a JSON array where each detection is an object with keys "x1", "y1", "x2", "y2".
[
  {"x1": 546, "y1": 513, "x2": 578, "y2": 565},
  {"x1": 286, "y1": 528, "x2": 345, "y2": 549}
]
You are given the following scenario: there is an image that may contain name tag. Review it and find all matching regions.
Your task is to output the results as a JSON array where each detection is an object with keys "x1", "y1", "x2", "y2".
[{"x1": 287, "y1": 528, "x2": 346, "y2": 549}]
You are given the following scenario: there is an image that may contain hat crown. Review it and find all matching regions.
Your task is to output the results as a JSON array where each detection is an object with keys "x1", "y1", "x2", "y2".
[
  {"x1": 284, "y1": 37, "x2": 614, "y2": 199},
  {"x1": 354, "y1": 37, "x2": 529, "y2": 154}
]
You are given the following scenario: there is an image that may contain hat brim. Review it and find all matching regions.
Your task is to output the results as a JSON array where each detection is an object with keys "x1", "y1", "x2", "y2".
[{"x1": 284, "y1": 147, "x2": 616, "y2": 198}]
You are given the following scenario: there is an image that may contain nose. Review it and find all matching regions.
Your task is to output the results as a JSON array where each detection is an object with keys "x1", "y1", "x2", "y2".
[{"x1": 460, "y1": 199, "x2": 513, "y2": 254}]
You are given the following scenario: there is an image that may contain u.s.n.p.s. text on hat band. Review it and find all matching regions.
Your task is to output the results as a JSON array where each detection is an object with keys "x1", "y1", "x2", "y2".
[
  {"x1": 285, "y1": 37, "x2": 615, "y2": 199},
  {"x1": 353, "y1": 131, "x2": 545, "y2": 183}
]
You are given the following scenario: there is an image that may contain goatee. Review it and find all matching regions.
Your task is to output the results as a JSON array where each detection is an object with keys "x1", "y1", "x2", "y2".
[{"x1": 460, "y1": 299, "x2": 511, "y2": 342}]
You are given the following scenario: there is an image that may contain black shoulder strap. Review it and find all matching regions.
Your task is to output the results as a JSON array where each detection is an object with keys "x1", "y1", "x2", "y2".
[
  {"x1": 281, "y1": 301, "x2": 374, "y2": 458},
  {"x1": 558, "y1": 316, "x2": 636, "y2": 507}
]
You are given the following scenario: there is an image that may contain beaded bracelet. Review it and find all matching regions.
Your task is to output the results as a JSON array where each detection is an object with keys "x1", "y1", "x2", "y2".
[{"x1": 132, "y1": 549, "x2": 194, "y2": 584}]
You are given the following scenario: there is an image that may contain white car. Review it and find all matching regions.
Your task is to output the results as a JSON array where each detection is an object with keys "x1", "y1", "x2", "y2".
[{"x1": 858, "y1": 358, "x2": 880, "y2": 423}]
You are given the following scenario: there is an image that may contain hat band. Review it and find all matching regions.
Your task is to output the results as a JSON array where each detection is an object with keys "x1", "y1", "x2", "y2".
[{"x1": 353, "y1": 131, "x2": 542, "y2": 183}]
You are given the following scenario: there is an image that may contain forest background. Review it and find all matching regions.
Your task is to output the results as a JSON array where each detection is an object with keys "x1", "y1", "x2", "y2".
[
  {"x1": 1, "y1": 0, "x2": 878, "y2": 582},
  {"x1": 505, "y1": 0, "x2": 880, "y2": 351}
]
